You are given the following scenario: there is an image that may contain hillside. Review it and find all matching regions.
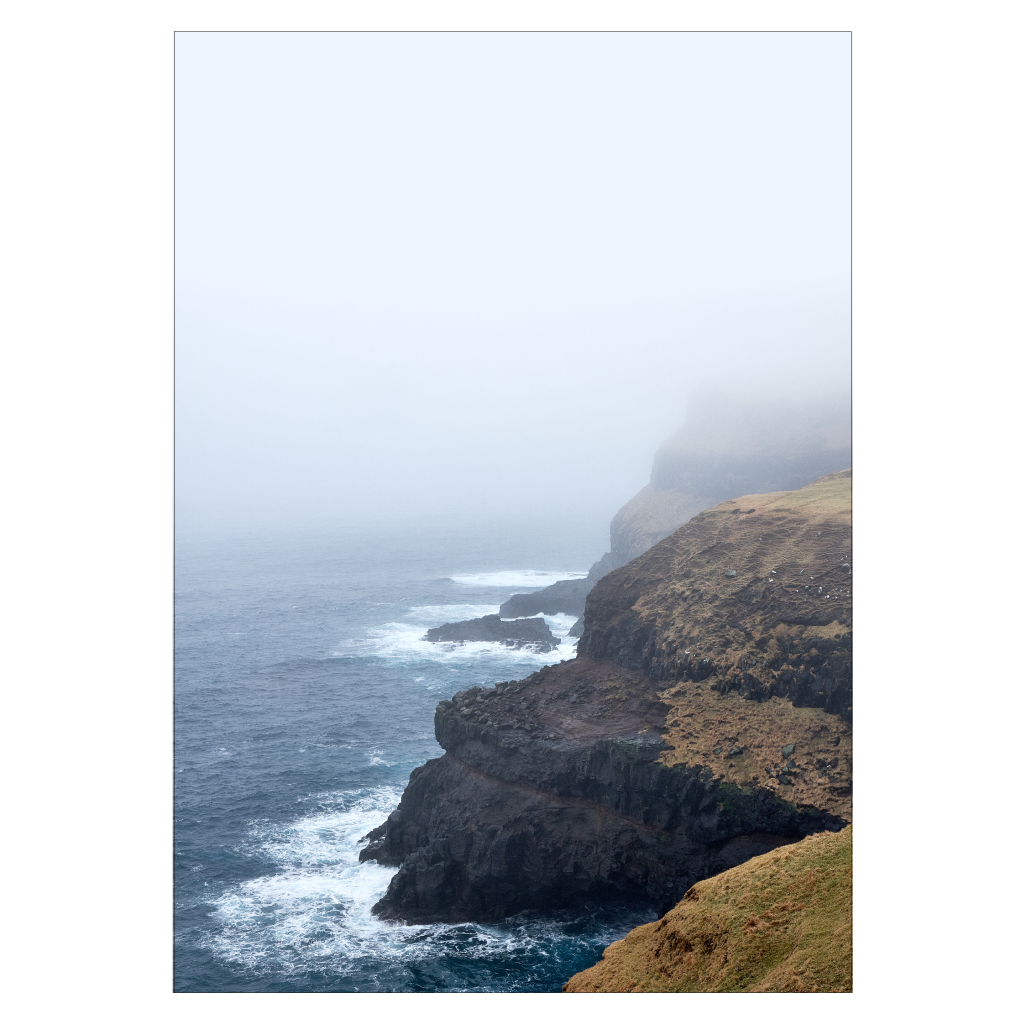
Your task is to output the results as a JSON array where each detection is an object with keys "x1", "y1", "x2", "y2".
[
  {"x1": 563, "y1": 825, "x2": 852, "y2": 992},
  {"x1": 581, "y1": 469, "x2": 852, "y2": 819},
  {"x1": 501, "y1": 390, "x2": 851, "y2": 617}
]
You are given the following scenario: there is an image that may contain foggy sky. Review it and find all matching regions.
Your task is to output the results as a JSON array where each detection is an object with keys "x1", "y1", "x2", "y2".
[{"x1": 175, "y1": 31, "x2": 851, "y2": 532}]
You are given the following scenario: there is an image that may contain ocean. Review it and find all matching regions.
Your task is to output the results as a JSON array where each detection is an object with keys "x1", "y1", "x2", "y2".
[{"x1": 173, "y1": 513, "x2": 659, "y2": 992}]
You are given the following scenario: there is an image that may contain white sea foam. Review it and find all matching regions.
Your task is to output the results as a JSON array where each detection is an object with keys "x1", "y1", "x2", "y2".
[
  {"x1": 207, "y1": 786, "x2": 653, "y2": 987},
  {"x1": 331, "y1": 625, "x2": 579, "y2": 669},
  {"x1": 449, "y1": 569, "x2": 587, "y2": 589},
  {"x1": 405, "y1": 603, "x2": 500, "y2": 622},
  {"x1": 206, "y1": 787, "x2": 537, "y2": 978},
  {"x1": 208, "y1": 788, "x2": 404, "y2": 975},
  {"x1": 330, "y1": 605, "x2": 581, "y2": 669}
]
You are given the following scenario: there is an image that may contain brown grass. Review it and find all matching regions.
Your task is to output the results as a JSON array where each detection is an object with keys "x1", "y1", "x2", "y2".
[
  {"x1": 656, "y1": 685, "x2": 852, "y2": 821},
  {"x1": 615, "y1": 471, "x2": 854, "y2": 819},
  {"x1": 563, "y1": 825, "x2": 852, "y2": 993}
]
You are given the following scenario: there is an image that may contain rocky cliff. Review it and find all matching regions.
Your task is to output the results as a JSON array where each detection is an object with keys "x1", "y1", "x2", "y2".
[
  {"x1": 360, "y1": 471, "x2": 853, "y2": 926},
  {"x1": 611, "y1": 390, "x2": 851, "y2": 561},
  {"x1": 499, "y1": 390, "x2": 851, "y2": 618}
]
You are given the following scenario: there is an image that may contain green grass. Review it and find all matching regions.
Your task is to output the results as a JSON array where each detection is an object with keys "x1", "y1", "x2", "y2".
[{"x1": 564, "y1": 825, "x2": 852, "y2": 993}]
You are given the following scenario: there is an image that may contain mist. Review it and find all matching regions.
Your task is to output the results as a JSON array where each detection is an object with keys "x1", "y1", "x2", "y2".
[{"x1": 175, "y1": 31, "x2": 850, "y2": 535}]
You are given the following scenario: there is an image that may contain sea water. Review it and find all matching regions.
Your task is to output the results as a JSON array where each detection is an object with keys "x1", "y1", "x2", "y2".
[{"x1": 174, "y1": 513, "x2": 658, "y2": 992}]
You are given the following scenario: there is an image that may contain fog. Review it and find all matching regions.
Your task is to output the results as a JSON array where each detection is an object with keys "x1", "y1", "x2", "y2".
[{"x1": 175, "y1": 32, "x2": 850, "y2": 534}]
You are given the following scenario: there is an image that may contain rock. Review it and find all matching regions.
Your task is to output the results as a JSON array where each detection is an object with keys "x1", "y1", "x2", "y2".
[
  {"x1": 568, "y1": 615, "x2": 585, "y2": 638},
  {"x1": 609, "y1": 388, "x2": 851, "y2": 561},
  {"x1": 363, "y1": 473, "x2": 853, "y2": 925},
  {"x1": 782, "y1": 743, "x2": 796, "y2": 757},
  {"x1": 499, "y1": 578, "x2": 591, "y2": 618},
  {"x1": 504, "y1": 393, "x2": 850, "y2": 636},
  {"x1": 360, "y1": 659, "x2": 841, "y2": 923},
  {"x1": 499, "y1": 549, "x2": 636, "y2": 621},
  {"x1": 424, "y1": 614, "x2": 559, "y2": 652},
  {"x1": 727, "y1": 745, "x2": 743, "y2": 757}
]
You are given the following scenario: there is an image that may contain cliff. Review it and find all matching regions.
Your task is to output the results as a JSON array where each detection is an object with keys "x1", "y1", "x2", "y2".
[
  {"x1": 611, "y1": 389, "x2": 850, "y2": 561},
  {"x1": 360, "y1": 471, "x2": 852, "y2": 926},
  {"x1": 499, "y1": 390, "x2": 851, "y2": 618},
  {"x1": 563, "y1": 825, "x2": 852, "y2": 992}
]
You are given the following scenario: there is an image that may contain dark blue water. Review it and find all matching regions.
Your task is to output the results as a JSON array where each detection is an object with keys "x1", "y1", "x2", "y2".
[{"x1": 174, "y1": 513, "x2": 658, "y2": 992}]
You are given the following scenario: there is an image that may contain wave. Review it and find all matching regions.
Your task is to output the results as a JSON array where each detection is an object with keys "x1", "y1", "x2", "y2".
[
  {"x1": 205, "y1": 786, "x2": 656, "y2": 990},
  {"x1": 405, "y1": 603, "x2": 500, "y2": 622},
  {"x1": 330, "y1": 611, "x2": 581, "y2": 669},
  {"x1": 449, "y1": 569, "x2": 587, "y2": 589}
]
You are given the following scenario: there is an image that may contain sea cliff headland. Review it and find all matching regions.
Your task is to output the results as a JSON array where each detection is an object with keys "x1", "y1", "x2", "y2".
[
  {"x1": 360, "y1": 471, "x2": 852, "y2": 931},
  {"x1": 499, "y1": 390, "x2": 852, "y2": 625}
]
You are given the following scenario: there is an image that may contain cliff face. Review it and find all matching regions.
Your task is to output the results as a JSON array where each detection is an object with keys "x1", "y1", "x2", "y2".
[
  {"x1": 499, "y1": 390, "x2": 851, "y2": 617},
  {"x1": 360, "y1": 472, "x2": 852, "y2": 925},
  {"x1": 610, "y1": 390, "x2": 851, "y2": 562},
  {"x1": 581, "y1": 470, "x2": 853, "y2": 719}
]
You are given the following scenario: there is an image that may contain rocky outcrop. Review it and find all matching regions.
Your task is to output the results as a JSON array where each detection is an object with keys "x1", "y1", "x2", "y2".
[
  {"x1": 499, "y1": 578, "x2": 590, "y2": 618},
  {"x1": 360, "y1": 472, "x2": 853, "y2": 925},
  {"x1": 580, "y1": 470, "x2": 853, "y2": 720},
  {"x1": 424, "y1": 614, "x2": 559, "y2": 652},
  {"x1": 498, "y1": 551, "x2": 633, "y2": 619},
  {"x1": 360, "y1": 658, "x2": 841, "y2": 923}
]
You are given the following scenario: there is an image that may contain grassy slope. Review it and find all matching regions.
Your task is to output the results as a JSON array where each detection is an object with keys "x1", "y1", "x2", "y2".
[{"x1": 564, "y1": 825, "x2": 852, "y2": 993}]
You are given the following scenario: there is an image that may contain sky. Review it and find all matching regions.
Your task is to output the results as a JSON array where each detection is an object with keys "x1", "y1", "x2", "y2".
[{"x1": 175, "y1": 31, "x2": 851, "y2": 533}]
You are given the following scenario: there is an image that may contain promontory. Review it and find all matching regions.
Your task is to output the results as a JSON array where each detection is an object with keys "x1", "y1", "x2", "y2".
[{"x1": 360, "y1": 470, "x2": 853, "y2": 930}]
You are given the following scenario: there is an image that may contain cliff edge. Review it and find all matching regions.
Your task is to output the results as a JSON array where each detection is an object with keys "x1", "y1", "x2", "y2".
[
  {"x1": 360, "y1": 471, "x2": 852, "y2": 925},
  {"x1": 500, "y1": 390, "x2": 851, "y2": 619},
  {"x1": 563, "y1": 825, "x2": 852, "y2": 992}
]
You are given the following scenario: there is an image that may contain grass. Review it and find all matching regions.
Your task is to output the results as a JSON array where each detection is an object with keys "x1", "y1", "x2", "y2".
[{"x1": 563, "y1": 825, "x2": 852, "y2": 993}]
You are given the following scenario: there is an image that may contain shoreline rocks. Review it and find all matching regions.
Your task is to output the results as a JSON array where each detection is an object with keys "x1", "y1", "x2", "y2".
[{"x1": 424, "y1": 613, "x2": 559, "y2": 653}]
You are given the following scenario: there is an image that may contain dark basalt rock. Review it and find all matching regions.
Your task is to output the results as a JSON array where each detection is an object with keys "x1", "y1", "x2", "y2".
[
  {"x1": 499, "y1": 581, "x2": 589, "y2": 618},
  {"x1": 424, "y1": 614, "x2": 559, "y2": 652},
  {"x1": 499, "y1": 578, "x2": 591, "y2": 618},
  {"x1": 498, "y1": 551, "x2": 634, "y2": 619},
  {"x1": 359, "y1": 658, "x2": 845, "y2": 924},
  {"x1": 362, "y1": 473, "x2": 853, "y2": 927}
]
